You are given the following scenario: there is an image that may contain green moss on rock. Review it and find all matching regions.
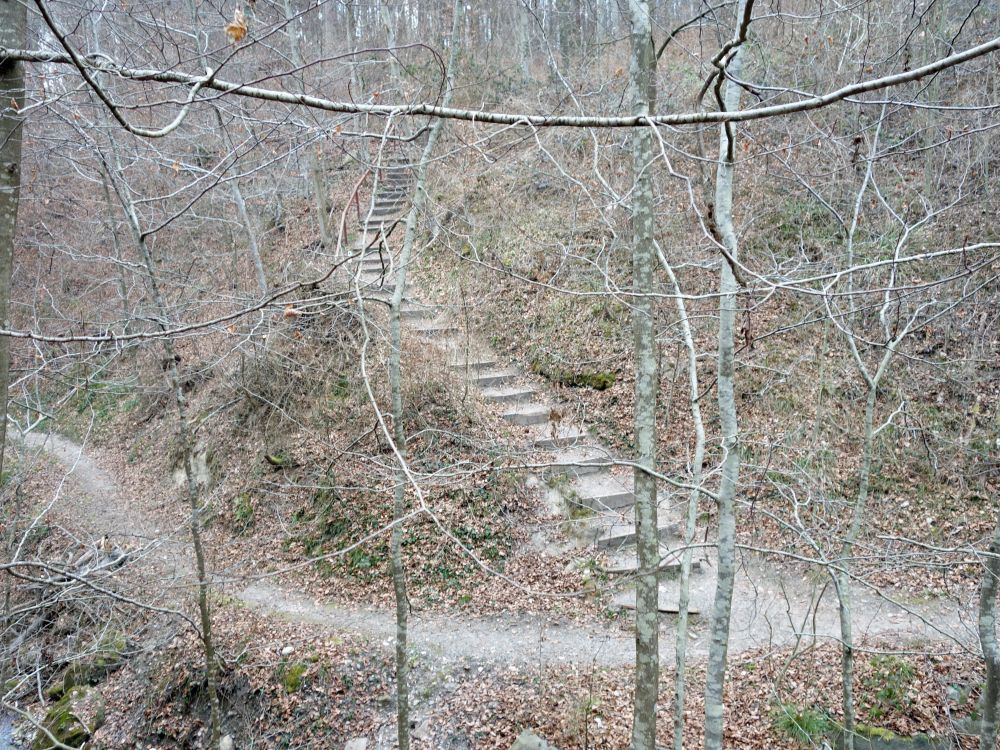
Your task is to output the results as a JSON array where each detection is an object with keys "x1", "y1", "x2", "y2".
[
  {"x1": 529, "y1": 359, "x2": 616, "y2": 390},
  {"x1": 44, "y1": 633, "x2": 126, "y2": 701},
  {"x1": 33, "y1": 686, "x2": 105, "y2": 750}
]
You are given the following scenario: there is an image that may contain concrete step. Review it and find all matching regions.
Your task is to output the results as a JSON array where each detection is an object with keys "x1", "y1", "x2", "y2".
[
  {"x1": 545, "y1": 446, "x2": 609, "y2": 477},
  {"x1": 502, "y1": 403, "x2": 551, "y2": 426},
  {"x1": 450, "y1": 358, "x2": 498, "y2": 372},
  {"x1": 598, "y1": 556, "x2": 702, "y2": 577},
  {"x1": 409, "y1": 323, "x2": 457, "y2": 338},
  {"x1": 364, "y1": 210, "x2": 408, "y2": 223},
  {"x1": 532, "y1": 425, "x2": 588, "y2": 449},
  {"x1": 595, "y1": 520, "x2": 679, "y2": 551},
  {"x1": 370, "y1": 200, "x2": 410, "y2": 212},
  {"x1": 567, "y1": 473, "x2": 634, "y2": 511},
  {"x1": 400, "y1": 305, "x2": 437, "y2": 321},
  {"x1": 474, "y1": 369, "x2": 520, "y2": 388},
  {"x1": 372, "y1": 193, "x2": 409, "y2": 205},
  {"x1": 611, "y1": 589, "x2": 702, "y2": 615},
  {"x1": 480, "y1": 386, "x2": 535, "y2": 404},
  {"x1": 367, "y1": 202, "x2": 408, "y2": 215},
  {"x1": 358, "y1": 221, "x2": 402, "y2": 231},
  {"x1": 358, "y1": 267, "x2": 390, "y2": 281}
]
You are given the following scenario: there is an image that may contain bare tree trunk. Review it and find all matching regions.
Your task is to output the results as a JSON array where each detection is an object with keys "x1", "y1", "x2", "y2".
[
  {"x1": 229, "y1": 175, "x2": 267, "y2": 295},
  {"x1": 515, "y1": 4, "x2": 532, "y2": 79},
  {"x1": 0, "y1": 0, "x2": 27, "y2": 687},
  {"x1": 979, "y1": 510, "x2": 1000, "y2": 750},
  {"x1": 627, "y1": 3, "x2": 659, "y2": 749},
  {"x1": 657, "y1": 252, "x2": 705, "y2": 750},
  {"x1": 283, "y1": 0, "x2": 333, "y2": 248},
  {"x1": 703, "y1": 9, "x2": 746, "y2": 749},
  {"x1": 380, "y1": 3, "x2": 403, "y2": 83},
  {"x1": 835, "y1": 384, "x2": 876, "y2": 750},
  {"x1": 385, "y1": 2, "x2": 462, "y2": 748},
  {"x1": 97, "y1": 169, "x2": 134, "y2": 330},
  {"x1": 0, "y1": 0, "x2": 27, "y2": 482},
  {"x1": 210, "y1": 109, "x2": 267, "y2": 295},
  {"x1": 103, "y1": 147, "x2": 222, "y2": 748}
]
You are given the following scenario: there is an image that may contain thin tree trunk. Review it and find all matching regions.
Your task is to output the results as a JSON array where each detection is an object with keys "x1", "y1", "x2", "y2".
[
  {"x1": 283, "y1": 0, "x2": 333, "y2": 248},
  {"x1": 210, "y1": 109, "x2": 267, "y2": 295},
  {"x1": 97, "y1": 169, "x2": 133, "y2": 330},
  {"x1": 979, "y1": 509, "x2": 1000, "y2": 750},
  {"x1": 385, "y1": 2, "x2": 462, "y2": 748},
  {"x1": 658, "y1": 254, "x2": 705, "y2": 750},
  {"x1": 0, "y1": 0, "x2": 27, "y2": 483},
  {"x1": 103, "y1": 147, "x2": 222, "y2": 748},
  {"x1": 703, "y1": 8, "x2": 746, "y2": 748},
  {"x1": 837, "y1": 382, "x2": 876, "y2": 750},
  {"x1": 827, "y1": 114, "x2": 881, "y2": 750},
  {"x1": 627, "y1": 3, "x2": 659, "y2": 749},
  {"x1": 380, "y1": 3, "x2": 402, "y2": 83},
  {"x1": 0, "y1": 0, "x2": 27, "y2": 688}
]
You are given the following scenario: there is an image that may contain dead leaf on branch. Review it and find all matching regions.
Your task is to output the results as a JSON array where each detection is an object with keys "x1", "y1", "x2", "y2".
[{"x1": 225, "y1": 9, "x2": 248, "y2": 44}]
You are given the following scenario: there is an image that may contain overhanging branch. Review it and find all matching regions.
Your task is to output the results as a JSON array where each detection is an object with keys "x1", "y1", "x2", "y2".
[{"x1": 3, "y1": 33, "x2": 1000, "y2": 128}]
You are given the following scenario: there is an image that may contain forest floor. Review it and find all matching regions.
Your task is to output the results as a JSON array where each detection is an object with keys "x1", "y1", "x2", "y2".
[
  {"x1": 23, "y1": 429, "x2": 976, "y2": 669},
  {"x1": 27, "y1": 428, "x2": 976, "y2": 665}
]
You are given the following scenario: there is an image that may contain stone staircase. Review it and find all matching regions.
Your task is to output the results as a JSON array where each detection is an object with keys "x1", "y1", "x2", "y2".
[{"x1": 343, "y1": 154, "x2": 711, "y2": 616}]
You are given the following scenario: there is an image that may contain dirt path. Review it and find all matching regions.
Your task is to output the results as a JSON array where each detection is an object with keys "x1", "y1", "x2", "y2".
[
  {"x1": 22, "y1": 432, "x2": 975, "y2": 668},
  {"x1": 20, "y1": 431, "x2": 194, "y2": 592}
]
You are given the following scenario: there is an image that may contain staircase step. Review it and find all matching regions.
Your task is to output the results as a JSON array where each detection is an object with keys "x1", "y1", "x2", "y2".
[
  {"x1": 450, "y1": 359, "x2": 498, "y2": 372},
  {"x1": 545, "y1": 446, "x2": 609, "y2": 477},
  {"x1": 599, "y1": 558, "x2": 701, "y2": 577},
  {"x1": 474, "y1": 369, "x2": 520, "y2": 388},
  {"x1": 480, "y1": 386, "x2": 535, "y2": 404},
  {"x1": 502, "y1": 403, "x2": 551, "y2": 426},
  {"x1": 595, "y1": 521, "x2": 679, "y2": 551},
  {"x1": 611, "y1": 589, "x2": 702, "y2": 615},
  {"x1": 373, "y1": 194, "x2": 409, "y2": 206},
  {"x1": 532, "y1": 426, "x2": 587, "y2": 449},
  {"x1": 567, "y1": 473, "x2": 634, "y2": 511},
  {"x1": 365, "y1": 206, "x2": 408, "y2": 218},
  {"x1": 409, "y1": 323, "x2": 457, "y2": 338},
  {"x1": 359, "y1": 219, "x2": 402, "y2": 229},
  {"x1": 401, "y1": 305, "x2": 437, "y2": 321}
]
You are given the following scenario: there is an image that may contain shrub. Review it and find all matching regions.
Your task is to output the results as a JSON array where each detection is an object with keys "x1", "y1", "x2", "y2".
[{"x1": 771, "y1": 703, "x2": 834, "y2": 747}]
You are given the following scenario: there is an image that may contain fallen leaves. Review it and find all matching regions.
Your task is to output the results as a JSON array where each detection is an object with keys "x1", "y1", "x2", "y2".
[{"x1": 224, "y1": 9, "x2": 248, "y2": 44}]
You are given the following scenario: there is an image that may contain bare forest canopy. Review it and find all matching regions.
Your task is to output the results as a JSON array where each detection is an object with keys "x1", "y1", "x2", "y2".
[{"x1": 1, "y1": 1, "x2": 999, "y2": 750}]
